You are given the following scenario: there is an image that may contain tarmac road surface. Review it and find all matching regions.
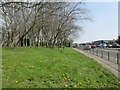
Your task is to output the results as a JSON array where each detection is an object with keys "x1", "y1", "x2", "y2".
[{"x1": 77, "y1": 46, "x2": 120, "y2": 64}]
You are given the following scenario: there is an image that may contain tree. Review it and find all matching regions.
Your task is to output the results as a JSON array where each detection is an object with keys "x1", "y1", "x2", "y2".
[{"x1": 0, "y1": 1, "x2": 90, "y2": 48}]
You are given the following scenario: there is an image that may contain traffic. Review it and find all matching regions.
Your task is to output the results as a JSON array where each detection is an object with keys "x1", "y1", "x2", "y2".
[{"x1": 72, "y1": 40, "x2": 120, "y2": 50}]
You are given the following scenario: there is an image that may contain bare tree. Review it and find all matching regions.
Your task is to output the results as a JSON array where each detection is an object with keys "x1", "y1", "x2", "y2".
[{"x1": 0, "y1": 1, "x2": 90, "y2": 48}]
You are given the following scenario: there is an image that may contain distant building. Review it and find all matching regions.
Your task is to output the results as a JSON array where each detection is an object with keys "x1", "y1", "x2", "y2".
[{"x1": 93, "y1": 40, "x2": 109, "y2": 45}]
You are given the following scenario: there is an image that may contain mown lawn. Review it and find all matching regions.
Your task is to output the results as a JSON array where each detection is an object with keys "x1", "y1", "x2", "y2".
[{"x1": 2, "y1": 47, "x2": 119, "y2": 88}]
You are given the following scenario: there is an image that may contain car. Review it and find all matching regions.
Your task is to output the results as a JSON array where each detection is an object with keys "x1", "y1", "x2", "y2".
[
  {"x1": 84, "y1": 45, "x2": 91, "y2": 50},
  {"x1": 91, "y1": 45, "x2": 96, "y2": 48},
  {"x1": 112, "y1": 43, "x2": 120, "y2": 48},
  {"x1": 103, "y1": 44, "x2": 107, "y2": 48},
  {"x1": 96, "y1": 44, "x2": 102, "y2": 47},
  {"x1": 106, "y1": 44, "x2": 112, "y2": 48}
]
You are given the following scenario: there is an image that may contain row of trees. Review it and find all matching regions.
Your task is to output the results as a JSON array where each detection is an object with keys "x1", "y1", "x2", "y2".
[{"x1": 0, "y1": 1, "x2": 90, "y2": 48}]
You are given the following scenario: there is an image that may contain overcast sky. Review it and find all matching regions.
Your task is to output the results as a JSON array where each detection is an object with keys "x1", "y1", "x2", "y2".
[{"x1": 74, "y1": 2, "x2": 118, "y2": 43}]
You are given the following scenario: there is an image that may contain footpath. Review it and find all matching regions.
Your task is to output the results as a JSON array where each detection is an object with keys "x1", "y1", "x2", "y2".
[{"x1": 73, "y1": 48, "x2": 120, "y2": 79}]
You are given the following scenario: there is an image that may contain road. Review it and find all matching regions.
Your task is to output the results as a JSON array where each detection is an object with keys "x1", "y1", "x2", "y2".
[
  {"x1": 77, "y1": 46, "x2": 120, "y2": 64},
  {"x1": 94, "y1": 48, "x2": 119, "y2": 63},
  {"x1": 96, "y1": 48, "x2": 119, "y2": 53}
]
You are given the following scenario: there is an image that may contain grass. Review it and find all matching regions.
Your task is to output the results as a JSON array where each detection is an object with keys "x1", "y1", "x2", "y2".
[{"x1": 2, "y1": 47, "x2": 119, "y2": 88}]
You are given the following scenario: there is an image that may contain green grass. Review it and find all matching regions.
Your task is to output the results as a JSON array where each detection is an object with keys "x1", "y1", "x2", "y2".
[{"x1": 2, "y1": 47, "x2": 119, "y2": 88}]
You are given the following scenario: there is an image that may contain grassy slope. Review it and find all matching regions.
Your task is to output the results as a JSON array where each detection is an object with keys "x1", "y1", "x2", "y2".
[{"x1": 2, "y1": 47, "x2": 119, "y2": 88}]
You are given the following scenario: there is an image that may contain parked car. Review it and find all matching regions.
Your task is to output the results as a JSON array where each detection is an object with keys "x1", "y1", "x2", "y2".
[
  {"x1": 91, "y1": 45, "x2": 96, "y2": 48},
  {"x1": 84, "y1": 45, "x2": 91, "y2": 50},
  {"x1": 106, "y1": 44, "x2": 112, "y2": 48},
  {"x1": 103, "y1": 44, "x2": 107, "y2": 48},
  {"x1": 112, "y1": 43, "x2": 120, "y2": 48},
  {"x1": 96, "y1": 44, "x2": 102, "y2": 47}
]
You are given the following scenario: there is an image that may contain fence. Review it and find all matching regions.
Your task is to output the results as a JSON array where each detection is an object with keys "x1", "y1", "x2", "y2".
[{"x1": 76, "y1": 46, "x2": 120, "y2": 64}]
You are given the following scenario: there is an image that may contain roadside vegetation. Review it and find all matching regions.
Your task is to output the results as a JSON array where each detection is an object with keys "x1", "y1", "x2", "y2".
[
  {"x1": 2, "y1": 47, "x2": 119, "y2": 88},
  {"x1": 1, "y1": 1, "x2": 119, "y2": 88},
  {"x1": 1, "y1": 1, "x2": 90, "y2": 48}
]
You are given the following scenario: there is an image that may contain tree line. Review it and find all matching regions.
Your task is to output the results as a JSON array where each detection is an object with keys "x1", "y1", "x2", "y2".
[{"x1": 0, "y1": 1, "x2": 90, "y2": 48}]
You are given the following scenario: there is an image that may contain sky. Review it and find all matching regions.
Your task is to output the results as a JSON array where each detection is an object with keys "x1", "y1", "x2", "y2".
[{"x1": 74, "y1": 2, "x2": 118, "y2": 43}]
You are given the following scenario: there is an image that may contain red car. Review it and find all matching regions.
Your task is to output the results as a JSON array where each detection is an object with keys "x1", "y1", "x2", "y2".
[
  {"x1": 91, "y1": 45, "x2": 96, "y2": 48},
  {"x1": 106, "y1": 44, "x2": 112, "y2": 48}
]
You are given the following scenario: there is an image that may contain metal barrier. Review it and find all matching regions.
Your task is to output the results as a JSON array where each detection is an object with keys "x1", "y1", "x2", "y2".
[{"x1": 76, "y1": 46, "x2": 120, "y2": 64}]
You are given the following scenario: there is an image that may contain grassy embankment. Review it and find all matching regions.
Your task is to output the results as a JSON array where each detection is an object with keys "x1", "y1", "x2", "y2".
[{"x1": 2, "y1": 47, "x2": 119, "y2": 88}]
